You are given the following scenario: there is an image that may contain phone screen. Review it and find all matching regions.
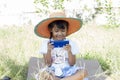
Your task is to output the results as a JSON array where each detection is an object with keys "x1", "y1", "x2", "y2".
[{"x1": 50, "y1": 40, "x2": 69, "y2": 47}]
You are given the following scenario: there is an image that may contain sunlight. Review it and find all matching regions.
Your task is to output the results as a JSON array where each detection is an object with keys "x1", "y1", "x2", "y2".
[{"x1": 0, "y1": 0, "x2": 35, "y2": 14}]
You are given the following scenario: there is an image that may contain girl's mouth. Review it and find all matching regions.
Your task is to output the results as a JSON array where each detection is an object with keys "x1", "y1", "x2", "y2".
[{"x1": 56, "y1": 36, "x2": 64, "y2": 40}]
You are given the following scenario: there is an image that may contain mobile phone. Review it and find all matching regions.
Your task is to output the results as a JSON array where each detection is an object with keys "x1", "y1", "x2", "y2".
[{"x1": 50, "y1": 40, "x2": 69, "y2": 48}]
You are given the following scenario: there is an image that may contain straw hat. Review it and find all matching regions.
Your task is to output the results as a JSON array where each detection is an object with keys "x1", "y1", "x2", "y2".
[{"x1": 34, "y1": 11, "x2": 82, "y2": 38}]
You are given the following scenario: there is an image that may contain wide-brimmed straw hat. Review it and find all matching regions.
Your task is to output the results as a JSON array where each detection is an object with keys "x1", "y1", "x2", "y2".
[{"x1": 34, "y1": 11, "x2": 82, "y2": 38}]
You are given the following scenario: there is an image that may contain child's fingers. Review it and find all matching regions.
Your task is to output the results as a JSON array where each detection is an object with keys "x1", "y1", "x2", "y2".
[
  {"x1": 65, "y1": 44, "x2": 71, "y2": 49},
  {"x1": 47, "y1": 42, "x2": 54, "y2": 50},
  {"x1": 63, "y1": 44, "x2": 71, "y2": 52}
]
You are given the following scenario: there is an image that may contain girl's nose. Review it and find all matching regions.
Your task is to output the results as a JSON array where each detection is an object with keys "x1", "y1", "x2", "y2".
[{"x1": 58, "y1": 31, "x2": 63, "y2": 35}]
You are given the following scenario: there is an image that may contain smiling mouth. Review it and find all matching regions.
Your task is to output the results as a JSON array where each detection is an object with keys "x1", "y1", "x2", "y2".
[
  {"x1": 57, "y1": 36, "x2": 65, "y2": 40},
  {"x1": 57, "y1": 36, "x2": 64, "y2": 38}
]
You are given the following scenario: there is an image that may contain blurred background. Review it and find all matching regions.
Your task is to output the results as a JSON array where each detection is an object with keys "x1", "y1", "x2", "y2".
[
  {"x1": 0, "y1": 0, "x2": 120, "y2": 80},
  {"x1": 0, "y1": 0, "x2": 119, "y2": 27}
]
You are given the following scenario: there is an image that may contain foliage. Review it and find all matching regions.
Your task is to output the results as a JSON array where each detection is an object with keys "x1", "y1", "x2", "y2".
[
  {"x1": 33, "y1": 0, "x2": 120, "y2": 28},
  {"x1": 34, "y1": 0, "x2": 64, "y2": 15},
  {"x1": 82, "y1": 52, "x2": 111, "y2": 74},
  {"x1": 0, "y1": 25, "x2": 41, "y2": 80},
  {"x1": 95, "y1": 0, "x2": 120, "y2": 28}
]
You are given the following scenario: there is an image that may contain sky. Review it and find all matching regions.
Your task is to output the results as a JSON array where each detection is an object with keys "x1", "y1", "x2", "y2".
[
  {"x1": 0, "y1": 0, "x2": 36, "y2": 25},
  {"x1": 0, "y1": 0, "x2": 35, "y2": 14}
]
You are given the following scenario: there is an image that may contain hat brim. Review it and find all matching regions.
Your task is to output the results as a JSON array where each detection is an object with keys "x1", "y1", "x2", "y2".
[{"x1": 34, "y1": 17, "x2": 82, "y2": 38}]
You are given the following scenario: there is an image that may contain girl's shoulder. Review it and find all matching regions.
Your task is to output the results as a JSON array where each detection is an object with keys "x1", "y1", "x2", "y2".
[
  {"x1": 66, "y1": 38, "x2": 76, "y2": 45},
  {"x1": 41, "y1": 39, "x2": 49, "y2": 43}
]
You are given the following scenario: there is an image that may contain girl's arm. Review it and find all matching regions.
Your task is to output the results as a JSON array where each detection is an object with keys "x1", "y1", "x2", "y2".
[
  {"x1": 43, "y1": 42, "x2": 54, "y2": 66},
  {"x1": 64, "y1": 44, "x2": 76, "y2": 66},
  {"x1": 43, "y1": 50, "x2": 52, "y2": 66},
  {"x1": 67, "y1": 50, "x2": 76, "y2": 66}
]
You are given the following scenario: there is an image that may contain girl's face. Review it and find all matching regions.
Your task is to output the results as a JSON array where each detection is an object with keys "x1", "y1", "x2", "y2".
[{"x1": 51, "y1": 25, "x2": 67, "y2": 40}]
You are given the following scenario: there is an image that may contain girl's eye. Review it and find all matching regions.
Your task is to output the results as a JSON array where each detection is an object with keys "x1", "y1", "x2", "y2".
[{"x1": 62, "y1": 30, "x2": 65, "y2": 32}]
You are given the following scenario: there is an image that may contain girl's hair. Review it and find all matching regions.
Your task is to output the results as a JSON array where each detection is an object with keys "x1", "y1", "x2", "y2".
[{"x1": 48, "y1": 20, "x2": 69, "y2": 40}]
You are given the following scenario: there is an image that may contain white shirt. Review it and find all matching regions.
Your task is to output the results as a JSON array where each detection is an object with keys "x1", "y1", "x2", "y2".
[
  {"x1": 39, "y1": 39, "x2": 79, "y2": 66},
  {"x1": 39, "y1": 39, "x2": 80, "y2": 76}
]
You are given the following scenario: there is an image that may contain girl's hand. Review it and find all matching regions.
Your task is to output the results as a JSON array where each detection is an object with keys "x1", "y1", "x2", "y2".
[
  {"x1": 64, "y1": 44, "x2": 75, "y2": 66},
  {"x1": 63, "y1": 44, "x2": 71, "y2": 52},
  {"x1": 47, "y1": 42, "x2": 54, "y2": 51}
]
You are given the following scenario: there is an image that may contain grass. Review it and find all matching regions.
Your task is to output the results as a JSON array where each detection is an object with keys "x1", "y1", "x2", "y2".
[
  {"x1": 0, "y1": 23, "x2": 120, "y2": 80},
  {"x1": 0, "y1": 25, "x2": 41, "y2": 80}
]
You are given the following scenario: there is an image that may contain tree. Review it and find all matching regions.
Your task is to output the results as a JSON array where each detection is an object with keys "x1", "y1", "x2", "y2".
[
  {"x1": 34, "y1": 0, "x2": 64, "y2": 15},
  {"x1": 94, "y1": 0, "x2": 120, "y2": 28},
  {"x1": 34, "y1": 0, "x2": 120, "y2": 28}
]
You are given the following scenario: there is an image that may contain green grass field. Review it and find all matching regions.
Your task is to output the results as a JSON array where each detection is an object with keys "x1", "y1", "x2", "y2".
[{"x1": 0, "y1": 23, "x2": 120, "y2": 80}]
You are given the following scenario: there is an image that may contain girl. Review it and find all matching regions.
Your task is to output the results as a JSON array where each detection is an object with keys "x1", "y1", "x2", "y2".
[{"x1": 34, "y1": 11, "x2": 88, "y2": 80}]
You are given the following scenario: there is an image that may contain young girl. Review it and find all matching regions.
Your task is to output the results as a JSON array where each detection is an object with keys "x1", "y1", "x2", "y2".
[{"x1": 34, "y1": 11, "x2": 88, "y2": 80}]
